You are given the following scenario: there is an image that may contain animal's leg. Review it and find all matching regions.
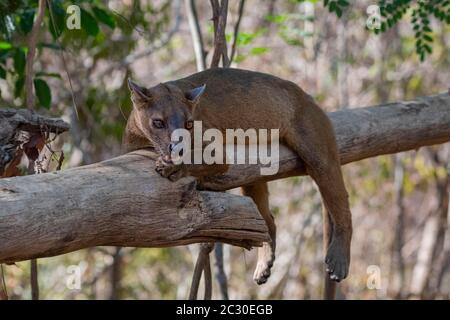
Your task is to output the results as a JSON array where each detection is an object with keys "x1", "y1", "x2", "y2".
[
  {"x1": 285, "y1": 126, "x2": 352, "y2": 283},
  {"x1": 242, "y1": 182, "x2": 276, "y2": 285}
]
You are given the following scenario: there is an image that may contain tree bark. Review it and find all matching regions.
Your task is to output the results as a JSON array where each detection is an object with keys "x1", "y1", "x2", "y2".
[
  {"x1": 0, "y1": 149, "x2": 268, "y2": 264},
  {"x1": 0, "y1": 93, "x2": 449, "y2": 264},
  {"x1": 0, "y1": 108, "x2": 69, "y2": 176}
]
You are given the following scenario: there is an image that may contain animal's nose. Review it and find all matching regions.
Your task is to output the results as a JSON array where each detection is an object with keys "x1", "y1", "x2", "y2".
[{"x1": 169, "y1": 143, "x2": 184, "y2": 157}]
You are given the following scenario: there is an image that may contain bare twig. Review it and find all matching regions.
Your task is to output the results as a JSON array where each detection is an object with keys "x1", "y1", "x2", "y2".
[
  {"x1": 189, "y1": 243, "x2": 214, "y2": 300},
  {"x1": 228, "y1": 0, "x2": 245, "y2": 67},
  {"x1": 30, "y1": 259, "x2": 39, "y2": 300},
  {"x1": 46, "y1": 0, "x2": 79, "y2": 118},
  {"x1": 109, "y1": 247, "x2": 122, "y2": 300},
  {"x1": 0, "y1": 264, "x2": 7, "y2": 300},
  {"x1": 388, "y1": 154, "x2": 406, "y2": 299},
  {"x1": 203, "y1": 253, "x2": 212, "y2": 300},
  {"x1": 214, "y1": 243, "x2": 229, "y2": 299},
  {"x1": 25, "y1": 0, "x2": 46, "y2": 109},
  {"x1": 185, "y1": 0, "x2": 206, "y2": 71}
]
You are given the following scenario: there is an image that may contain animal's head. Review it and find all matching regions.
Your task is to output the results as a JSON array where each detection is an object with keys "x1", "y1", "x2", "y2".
[{"x1": 128, "y1": 79, "x2": 205, "y2": 161}]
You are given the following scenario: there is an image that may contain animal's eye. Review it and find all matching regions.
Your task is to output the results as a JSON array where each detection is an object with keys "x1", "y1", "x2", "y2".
[
  {"x1": 152, "y1": 119, "x2": 165, "y2": 128},
  {"x1": 185, "y1": 120, "x2": 194, "y2": 130}
]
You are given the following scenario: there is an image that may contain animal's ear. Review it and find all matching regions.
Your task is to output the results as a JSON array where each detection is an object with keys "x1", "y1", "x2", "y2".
[
  {"x1": 185, "y1": 84, "x2": 206, "y2": 104},
  {"x1": 128, "y1": 78, "x2": 151, "y2": 104}
]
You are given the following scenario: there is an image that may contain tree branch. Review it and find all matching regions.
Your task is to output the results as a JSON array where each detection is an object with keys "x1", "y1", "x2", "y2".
[
  {"x1": 210, "y1": 0, "x2": 229, "y2": 68},
  {"x1": 185, "y1": 0, "x2": 206, "y2": 71},
  {"x1": 0, "y1": 93, "x2": 449, "y2": 264}
]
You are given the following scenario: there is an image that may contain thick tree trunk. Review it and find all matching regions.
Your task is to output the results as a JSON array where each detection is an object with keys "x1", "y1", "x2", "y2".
[{"x1": 0, "y1": 93, "x2": 449, "y2": 264}]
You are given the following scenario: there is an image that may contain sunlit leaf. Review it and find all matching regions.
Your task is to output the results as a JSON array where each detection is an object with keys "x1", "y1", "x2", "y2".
[
  {"x1": 250, "y1": 47, "x2": 270, "y2": 55},
  {"x1": 0, "y1": 41, "x2": 12, "y2": 49}
]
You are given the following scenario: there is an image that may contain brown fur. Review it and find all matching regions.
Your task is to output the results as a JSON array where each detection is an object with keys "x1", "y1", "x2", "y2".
[{"x1": 123, "y1": 68, "x2": 352, "y2": 298}]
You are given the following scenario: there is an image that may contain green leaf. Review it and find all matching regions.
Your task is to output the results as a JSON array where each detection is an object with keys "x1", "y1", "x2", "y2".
[
  {"x1": 92, "y1": 7, "x2": 115, "y2": 29},
  {"x1": 81, "y1": 8, "x2": 99, "y2": 36},
  {"x1": 266, "y1": 14, "x2": 288, "y2": 24},
  {"x1": 35, "y1": 72, "x2": 62, "y2": 79},
  {"x1": 33, "y1": 78, "x2": 52, "y2": 109},
  {"x1": 48, "y1": 0, "x2": 66, "y2": 39},
  {"x1": 423, "y1": 34, "x2": 433, "y2": 42},
  {"x1": 423, "y1": 44, "x2": 432, "y2": 54},
  {"x1": 19, "y1": 8, "x2": 35, "y2": 35},
  {"x1": 0, "y1": 42, "x2": 12, "y2": 50},
  {"x1": 387, "y1": 18, "x2": 393, "y2": 28},
  {"x1": 237, "y1": 32, "x2": 256, "y2": 46},
  {"x1": 15, "y1": 76, "x2": 24, "y2": 98},
  {"x1": 250, "y1": 47, "x2": 270, "y2": 55},
  {"x1": 386, "y1": 4, "x2": 394, "y2": 13},
  {"x1": 329, "y1": 2, "x2": 337, "y2": 12},
  {"x1": 0, "y1": 66, "x2": 6, "y2": 79},
  {"x1": 419, "y1": 51, "x2": 425, "y2": 62},
  {"x1": 335, "y1": 6, "x2": 343, "y2": 17},
  {"x1": 337, "y1": 0, "x2": 349, "y2": 7},
  {"x1": 13, "y1": 48, "x2": 26, "y2": 75},
  {"x1": 38, "y1": 42, "x2": 64, "y2": 50}
]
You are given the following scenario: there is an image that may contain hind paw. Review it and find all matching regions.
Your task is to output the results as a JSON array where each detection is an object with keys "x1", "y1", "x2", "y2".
[{"x1": 253, "y1": 242, "x2": 275, "y2": 285}]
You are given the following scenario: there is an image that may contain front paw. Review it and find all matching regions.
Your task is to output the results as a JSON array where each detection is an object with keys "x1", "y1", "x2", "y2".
[{"x1": 155, "y1": 158, "x2": 187, "y2": 182}]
